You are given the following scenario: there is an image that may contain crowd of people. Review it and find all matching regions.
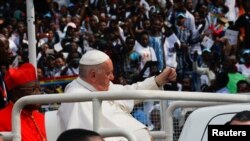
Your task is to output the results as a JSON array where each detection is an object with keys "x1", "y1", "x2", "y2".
[
  {"x1": 1, "y1": 0, "x2": 250, "y2": 140},
  {"x1": 0, "y1": 0, "x2": 250, "y2": 95}
]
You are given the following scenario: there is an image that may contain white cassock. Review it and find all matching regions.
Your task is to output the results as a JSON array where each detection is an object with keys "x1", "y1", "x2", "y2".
[{"x1": 58, "y1": 76, "x2": 162, "y2": 141}]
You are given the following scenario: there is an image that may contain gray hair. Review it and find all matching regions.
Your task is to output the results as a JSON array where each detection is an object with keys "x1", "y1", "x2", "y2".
[{"x1": 79, "y1": 64, "x2": 103, "y2": 79}]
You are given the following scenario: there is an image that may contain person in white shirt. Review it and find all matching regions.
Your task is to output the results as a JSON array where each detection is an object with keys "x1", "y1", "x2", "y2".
[
  {"x1": 135, "y1": 31, "x2": 157, "y2": 78},
  {"x1": 58, "y1": 49, "x2": 176, "y2": 141}
]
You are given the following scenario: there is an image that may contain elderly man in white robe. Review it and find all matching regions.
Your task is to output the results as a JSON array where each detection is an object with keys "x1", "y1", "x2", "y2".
[{"x1": 58, "y1": 50, "x2": 177, "y2": 141}]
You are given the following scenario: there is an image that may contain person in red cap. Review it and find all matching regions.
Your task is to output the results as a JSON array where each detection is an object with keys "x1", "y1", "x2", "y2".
[{"x1": 0, "y1": 63, "x2": 47, "y2": 141}]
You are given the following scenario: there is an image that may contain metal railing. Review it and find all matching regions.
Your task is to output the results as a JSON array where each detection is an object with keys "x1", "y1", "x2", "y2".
[
  {"x1": 1, "y1": 90, "x2": 250, "y2": 141},
  {"x1": 164, "y1": 101, "x2": 230, "y2": 141}
]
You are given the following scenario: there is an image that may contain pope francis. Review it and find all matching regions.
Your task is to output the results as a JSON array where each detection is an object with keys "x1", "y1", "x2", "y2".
[{"x1": 58, "y1": 50, "x2": 176, "y2": 141}]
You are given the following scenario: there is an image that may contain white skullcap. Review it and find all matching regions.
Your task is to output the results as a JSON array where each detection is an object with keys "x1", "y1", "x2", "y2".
[{"x1": 80, "y1": 50, "x2": 110, "y2": 65}]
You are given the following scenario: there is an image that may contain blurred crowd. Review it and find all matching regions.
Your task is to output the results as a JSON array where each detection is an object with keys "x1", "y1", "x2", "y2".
[
  {"x1": 1, "y1": 0, "x2": 250, "y2": 105},
  {"x1": 1, "y1": 0, "x2": 250, "y2": 135}
]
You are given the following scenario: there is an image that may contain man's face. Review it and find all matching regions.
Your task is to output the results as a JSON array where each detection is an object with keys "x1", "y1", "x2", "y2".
[
  {"x1": 17, "y1": 23, "x2": 25, "y2": 33},
  {"x1": 55, "y1": 58, "x2": 65, "y2": 68},
  {"x1": 238, "y1": 83, "x2": 249, "y2": 93},
  {"x1": 143, "y1": 20, "x2": 151, "y2": 30},
  {"x1": 14, "y1": 81, "x2": 42, "y2": 111},
  {"x1": 1, "y1": 37, "x2": 12, "y2": 62},
  {"x1": 125, "y1": 38, "x2": 135, "y2": 52},
  {"x1": 99, "y1": 21, "x2": 107, "y2": 32},
  {"x1": 175, "y1": 1, "x2": 185, "y2": 12},
  {"x1": 90, "y1": 16, "x2": 99, "y2": 27},
  {"x1": 93, "y1": 59, "x2": 114, "y2": 91},
  {"x1": 151, "y1": 19, "x2": 162, "y2": 31},
  {"x1": 177, "y1": 16, "x2": 186, "y2": 25},
  {"x1": 141, "y1": 34, "x2": 149, "y2": 47}
]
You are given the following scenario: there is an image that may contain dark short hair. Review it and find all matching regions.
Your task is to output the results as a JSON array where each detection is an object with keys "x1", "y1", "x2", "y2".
[
  {"x1": 216, "y1": 71, "x2": 229, "y2": 87},
  {"x1": 230, "y1": 110, "x2": 250, "y2": 123},
  {"x1": 237, "y1": 80, "x2": 250, "y2": 89},
  {"x1": 57, "y1": 129, "x2": 102, "y2": 141}
]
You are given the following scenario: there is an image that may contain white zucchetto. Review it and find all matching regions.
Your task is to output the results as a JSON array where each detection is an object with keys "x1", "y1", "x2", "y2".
[{"x1": 79, "y1": 50, "x2": 110, "y2": 65}]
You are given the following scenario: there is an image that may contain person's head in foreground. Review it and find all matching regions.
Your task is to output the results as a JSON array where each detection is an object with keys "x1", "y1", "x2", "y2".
[
  {"x1": 57, "y1": 129, "x2": 104, "y2": 141},
  {"x1": 78, "y1": 50, "x2": 176, "y2": 91},
  {"x1": 4, "y1": 63, "x2": 41, "y2": 111},
  {"x1": 229, "y1": 110, "x2": 250, "y2": 125}
]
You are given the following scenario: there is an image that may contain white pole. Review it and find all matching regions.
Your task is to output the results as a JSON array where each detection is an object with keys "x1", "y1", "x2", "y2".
[
  {"x1": 26, "y1": 0, "x2": 37, "y2": 70},
  {"x1": 93, "y1": 98, "x2": 102, "y2": 131}
]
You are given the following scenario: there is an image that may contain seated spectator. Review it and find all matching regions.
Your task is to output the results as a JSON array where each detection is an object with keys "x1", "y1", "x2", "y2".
[
  {"x1": 60, "y1": 52, "x2": 80, "y2": 76},
  {"x1": 54, "y1": 56, "x2": 66, "y2": 77},
  {"x1": 37, "y1": 67, "x2": 45, "y2": 80},
  {"x1": 0, "y1": 63, "x2": 46, "y2": 141},
  {"x1": 236, "y1": 50, "x2": 250, "y2": 77},
  {"x1": 135, "y1": 31, "x2": 157, "y2": 80},
  {"x1": 149, "y1": 106, "x2": 161, "y2": 131},
  {"x1": 235, "y1": 0, "x2": 250, "y2": 50},
  {"x1": 43, "y1": 55, "x2": 57, "y2": 77},
  {"x1": 58, "y1": 50, "x2": 176, "y2": 141},
  {"x1": 223, "y1": 55, "x2": 247, "y2": 93},
  {"x1": 119, "y1": 36, "x2": 140, "y2": 84},
  {"x1": 131, "y1": 103, "x2": 148, "y2": 126},
  {"x1": 193, "y1": 49, "x2": 216, "y2": 91},
  {"x1": 213, "y1": 71, "x2": 230, "y2": 94},
  {"x1": 57, "y1": 128, "x2": 104, "y2": 141},
  {"x1": 237, "y1": 80, "x2": 250, "y2": 93},
  {"x1": 179, "y1": 75, "x2": 194, "y2": 92}
]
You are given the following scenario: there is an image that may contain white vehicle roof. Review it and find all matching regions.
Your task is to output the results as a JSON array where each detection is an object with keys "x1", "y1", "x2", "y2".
[{"x1": 178, "y1": 103, "x2": 250, "y2": 141}]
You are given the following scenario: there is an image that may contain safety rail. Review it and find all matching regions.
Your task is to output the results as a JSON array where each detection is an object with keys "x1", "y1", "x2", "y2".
[
  {"x1": 164, "y1": 101, "x2": 231, "y2": 141},
  {"x1": 1, "y1": 90, "x2": 250, "y2": 141}
]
